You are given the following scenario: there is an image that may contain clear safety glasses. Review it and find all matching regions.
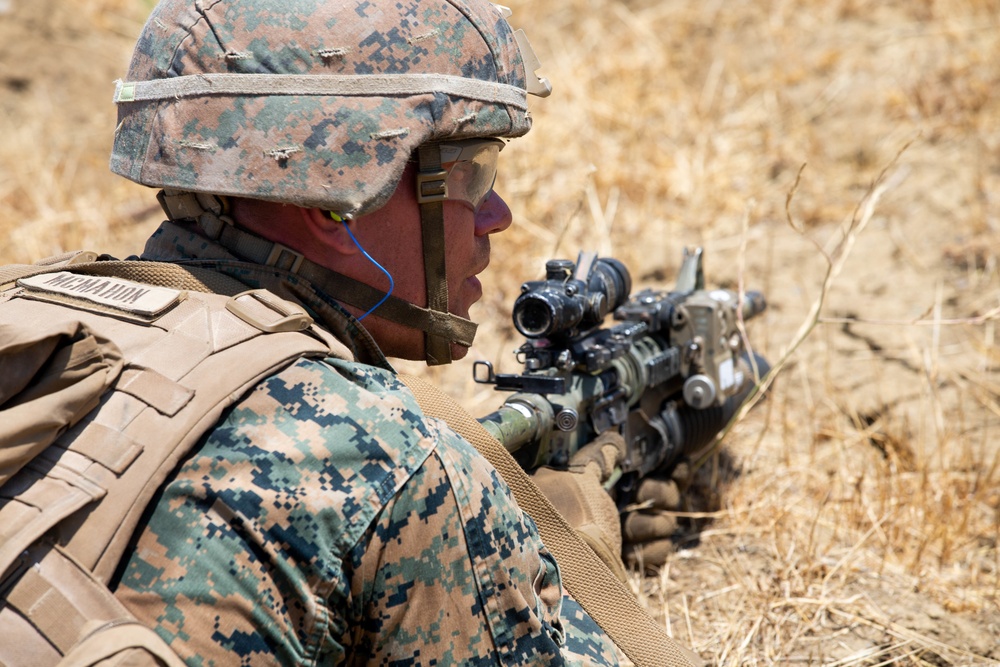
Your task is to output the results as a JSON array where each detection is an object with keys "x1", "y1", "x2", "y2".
[{"x1": 415, "y1": 138, "x2": 505, "y2": 213}]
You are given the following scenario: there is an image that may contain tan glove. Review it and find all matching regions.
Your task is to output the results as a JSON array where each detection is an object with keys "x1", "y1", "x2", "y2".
[
  {"x1": 622, "y1": 459, "x2": 690, "y2": 571},
  {"x1": 531, "y1": 431, "x2": 629, "y2": 582}
]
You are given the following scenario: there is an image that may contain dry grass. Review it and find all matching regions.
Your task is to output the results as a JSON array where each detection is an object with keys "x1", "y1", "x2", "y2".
[
  {"x1": 0, "y1": 0, "x2": 155, "y2": 260},
  {"x1": 2, "y1": 0, "x2": 998, "y2": 664}
]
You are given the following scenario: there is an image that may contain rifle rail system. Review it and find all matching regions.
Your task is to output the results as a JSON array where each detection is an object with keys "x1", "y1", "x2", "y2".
[{"x1": 475, "y1": 249, "x2": 769, "y2": 499}]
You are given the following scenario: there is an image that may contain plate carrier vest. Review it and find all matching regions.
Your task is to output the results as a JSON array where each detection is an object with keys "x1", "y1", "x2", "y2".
[{"x1": 0, "y1": 251, "x2": 344, "y2": 666}]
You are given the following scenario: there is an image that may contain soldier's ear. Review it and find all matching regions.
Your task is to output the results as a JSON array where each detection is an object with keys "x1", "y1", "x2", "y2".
[{"x1": 302, "y1": 207, "x2": 359, "y2": 255}]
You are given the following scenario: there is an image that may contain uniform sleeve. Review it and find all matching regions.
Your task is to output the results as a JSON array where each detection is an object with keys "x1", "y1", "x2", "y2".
[
  {"x1": 114, "y1": 356, "x2": 618, "y2": 666},
  {"x1": 114, "y1": 358, "x2": 441, "y2": 667},
  {"x1": 336, "y1": 425, "x2": 620, "y2": 666}
]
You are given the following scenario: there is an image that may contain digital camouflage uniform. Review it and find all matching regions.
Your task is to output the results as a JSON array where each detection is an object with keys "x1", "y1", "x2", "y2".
[
  {"x1": 103, "y1": 0, "x2": 619, "y2": 662},
  {"x1": 112, "y1": 220, "x2": 619, "y2": 666}
]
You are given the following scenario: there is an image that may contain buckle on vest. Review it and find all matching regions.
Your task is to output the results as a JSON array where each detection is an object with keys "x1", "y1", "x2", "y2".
[{"x1": 226, "y1": 290, "x2": 313, "y2": 333}]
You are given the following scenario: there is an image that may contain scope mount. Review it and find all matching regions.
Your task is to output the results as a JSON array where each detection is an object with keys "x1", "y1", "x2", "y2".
[{"x1": 473, "y1": 360, "x2": 568, "y2": 394}]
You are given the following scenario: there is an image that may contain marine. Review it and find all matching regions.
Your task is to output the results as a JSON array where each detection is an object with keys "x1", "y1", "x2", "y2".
[{"x1": 0, "y1": 0, "x2": 695, "y2": 664}]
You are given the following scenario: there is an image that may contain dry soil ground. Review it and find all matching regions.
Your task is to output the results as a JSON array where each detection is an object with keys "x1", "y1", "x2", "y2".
[{"x1": 1, "y1": 0, "x2": 998, "y2": 664}]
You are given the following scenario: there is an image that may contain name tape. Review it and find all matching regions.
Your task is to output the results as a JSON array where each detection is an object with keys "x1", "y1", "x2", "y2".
[{"x1": 18, "y1": 272, "x2": 183, "y2": 317}]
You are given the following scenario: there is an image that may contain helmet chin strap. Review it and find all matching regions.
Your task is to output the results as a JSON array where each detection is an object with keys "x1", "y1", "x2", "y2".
[
  {"x1": 416, "y1": 143, "x2": 459, "y2": 365},
  {"x1": 156, "y1": 188, "x2": 478, "y2": 365}
]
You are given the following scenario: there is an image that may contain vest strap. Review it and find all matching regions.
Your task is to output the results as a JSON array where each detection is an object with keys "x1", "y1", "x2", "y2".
[{"x1": 398, "y1": 373, "x2": 703, "y2": 667}]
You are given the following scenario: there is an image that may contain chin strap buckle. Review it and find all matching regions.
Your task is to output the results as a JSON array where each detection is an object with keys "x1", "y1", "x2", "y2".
[
  {"x1": 264, "y1": 243, "x2": 305, "y2": 274},
  {"x1": 415, "y1": 169, "x2": 448, "y2": 204}
]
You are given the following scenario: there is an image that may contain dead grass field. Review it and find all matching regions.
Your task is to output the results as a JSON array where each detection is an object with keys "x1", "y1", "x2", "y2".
[{"x1": 1, "y1": 0, "x2": 998, "y2": 664}]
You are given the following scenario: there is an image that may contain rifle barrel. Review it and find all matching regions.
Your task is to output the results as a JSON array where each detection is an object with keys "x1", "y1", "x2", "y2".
[{"x1": 478, "y1": 394, "x2": 554, "y2": 453}]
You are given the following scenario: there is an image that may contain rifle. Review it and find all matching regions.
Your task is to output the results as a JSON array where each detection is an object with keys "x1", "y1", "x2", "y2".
[{"x1": 474, "y1": 248, "x2": 768, "y2": 503}]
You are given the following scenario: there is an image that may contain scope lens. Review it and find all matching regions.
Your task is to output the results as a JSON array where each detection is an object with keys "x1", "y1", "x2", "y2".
[
  {"x1": 513, "y1": 296, "x2": 556, "y2": 337},
  {"x1": 511, "y1": 256, "x2": 629, "y2": 339}
]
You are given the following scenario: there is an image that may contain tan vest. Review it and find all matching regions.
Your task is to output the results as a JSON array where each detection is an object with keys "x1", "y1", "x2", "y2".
[{"x1": 0, "y1": 253, "x2": 346, "y2": 666}]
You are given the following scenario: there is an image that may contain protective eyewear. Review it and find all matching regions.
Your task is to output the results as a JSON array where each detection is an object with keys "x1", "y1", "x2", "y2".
[{"x1": 415, "y1": 139, "x2": 504, "y2": 213}]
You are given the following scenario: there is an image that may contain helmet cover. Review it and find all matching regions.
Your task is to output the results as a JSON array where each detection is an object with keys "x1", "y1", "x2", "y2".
[{"x1": 111, "y1": 0, "x2": 534, "y2": 218}]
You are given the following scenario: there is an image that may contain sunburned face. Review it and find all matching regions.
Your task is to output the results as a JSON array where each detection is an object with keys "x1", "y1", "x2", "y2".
[{"x1": 335, "y1": 162, "x2": 513, "y2": 361}]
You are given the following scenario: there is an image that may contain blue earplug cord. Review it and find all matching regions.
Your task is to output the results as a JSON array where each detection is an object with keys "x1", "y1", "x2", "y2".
[{"x1": 331, "y1": 212, "x2": 394, "y2": 321}]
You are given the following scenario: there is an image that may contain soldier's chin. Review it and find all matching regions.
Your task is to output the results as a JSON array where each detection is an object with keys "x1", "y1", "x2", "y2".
[{"x1": 449, "y1": 342, "x2": 470, "y2": 361}]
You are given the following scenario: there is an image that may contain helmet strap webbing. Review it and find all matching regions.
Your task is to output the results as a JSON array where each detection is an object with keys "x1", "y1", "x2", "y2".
[
  {"x1": 416, "y1": 144, "x2": 454, "y2": 366},
  {"x1": 311, "y1": 269, "x2": 478, "y2": 348},
  {"x1": 156, "y1": 189, "x2": 478, "y2": 356}
]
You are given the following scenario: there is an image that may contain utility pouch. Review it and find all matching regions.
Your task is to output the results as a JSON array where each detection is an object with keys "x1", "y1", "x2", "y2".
[{"x1": 0, "y1": 320, "x2": 124, "y2": 486}]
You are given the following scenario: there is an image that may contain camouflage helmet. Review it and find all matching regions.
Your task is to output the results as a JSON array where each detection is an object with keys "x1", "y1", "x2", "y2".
[{"x1": 110, "y1": 0, "x2": 549, "y2": 219}]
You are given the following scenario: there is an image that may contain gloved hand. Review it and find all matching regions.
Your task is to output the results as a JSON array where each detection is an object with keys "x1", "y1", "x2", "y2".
[
  {"x1": 531, "y1": 431, "x2": 629, "y2": 582},
  {"x1": 621, "y1": 459, "x2": 690, "y2": 571}
]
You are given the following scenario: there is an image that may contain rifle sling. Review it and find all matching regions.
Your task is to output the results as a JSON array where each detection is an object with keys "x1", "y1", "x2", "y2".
[{"x1": 398, "y1": 373, "x2": 702, "y2": 667}]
